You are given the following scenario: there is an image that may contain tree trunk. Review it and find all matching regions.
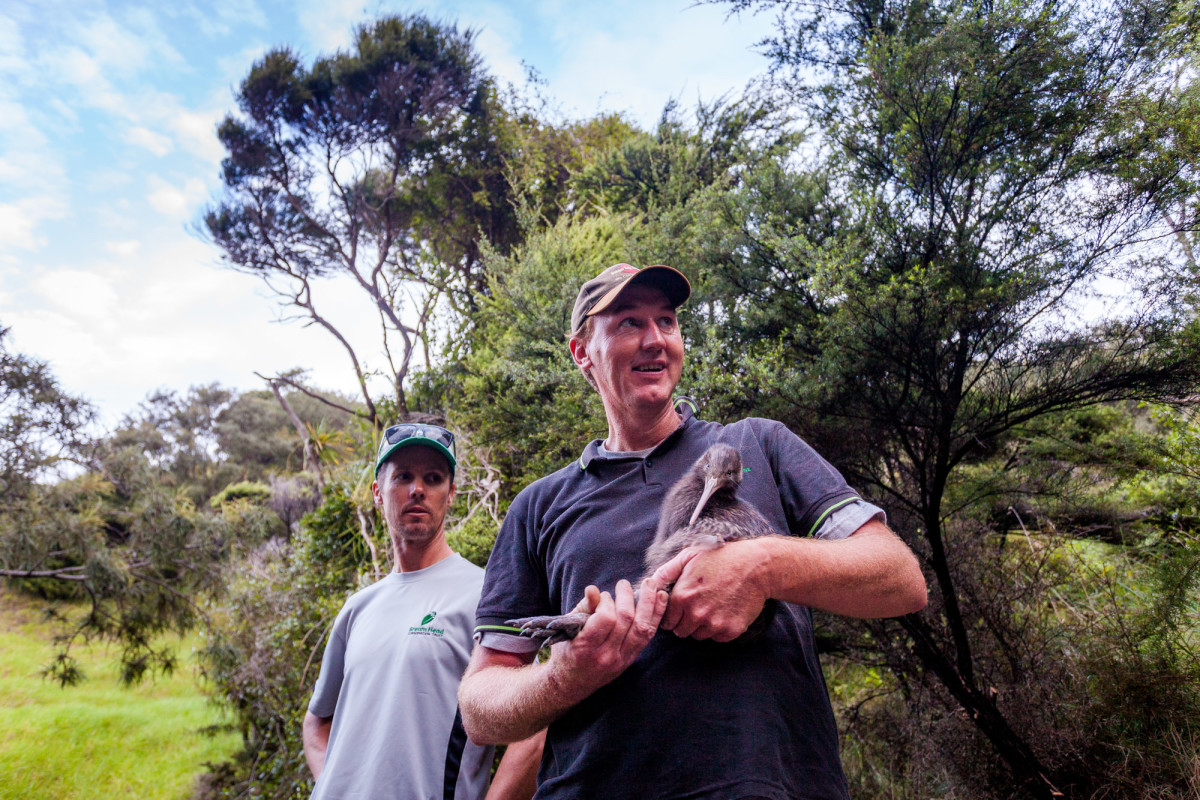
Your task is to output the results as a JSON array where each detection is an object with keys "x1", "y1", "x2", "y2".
[{"x1": 263, "y1": 379, "x2": 325, "y2": 493}]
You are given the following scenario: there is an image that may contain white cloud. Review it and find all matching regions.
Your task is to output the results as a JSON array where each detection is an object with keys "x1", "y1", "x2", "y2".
[
  {"x1": 297, "y1": 0, "x2": 365, "y2": 52},
  {"x1": 0, "y1": 205, "x2": 40, "y2": 251},
  {"x1": 0, "y1": 223, "x2": 380, "y2": 424},
  {"x1": 184, "y1": 0, "x2": 269, "y2": 38},
  {"x1": 59, "y1": 9, "x2": 184, "y2": 81},
  {"x1": 105, "y1": 240, "x2": 142, "y2": 258},
  {"x1": 147, "y1": 177, "x2": 208, "y2": 220},
  {"x1": 168, "y1": 108, "x2": 225, "y2": 162},
  {"x1": 0, "y1": 196, "x2": 66, "y2": 253},
  {"x1": 0, "y1": 15, "x2": 28, "y2": 76},
  {"x1": 469, "y1": 8, "x2": 529, "y2": 90},
  {"x1": 46, "y1": 97, "x2": 79, "y2": 125},
  {"x1": 31, "y1": 268, "x2": 120, "y2": 322},
  {"x1": 125, "y1": 126, "x2": 174, "y2": 156}
]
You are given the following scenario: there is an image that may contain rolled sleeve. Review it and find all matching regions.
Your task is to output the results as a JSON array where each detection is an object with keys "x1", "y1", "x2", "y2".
[
  {"x1": 813, "y1": 499, "x2": 886, "y2": 541},
  {"x1": 475, "y1": 630, "x2": 544, "y2": 654}
]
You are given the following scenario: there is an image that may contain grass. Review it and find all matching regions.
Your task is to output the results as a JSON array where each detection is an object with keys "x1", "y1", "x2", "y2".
[{"x1": 0, "y1": 589, "x2": 240, "y2": 800}]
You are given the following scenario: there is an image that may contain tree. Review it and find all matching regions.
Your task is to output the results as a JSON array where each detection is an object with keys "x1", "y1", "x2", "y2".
[
  {"x1": 0, "y1": 326, "x2": 94, "y2": 499},
  {"x1": 109, "y1": 383, "x2": 238, "y2": 505},
  {"x1": 0, "y1": 333, "x2": 272, "y2": 685},
  {"x1": 205, "y1": 14, "x2": 518, "y2": 422},
  {"x1": 698, "y1": 0, "x2": 1200, "y2": 795},
  {"x1": 426, "y1": 95, "x2": 800, "y2": 495}
]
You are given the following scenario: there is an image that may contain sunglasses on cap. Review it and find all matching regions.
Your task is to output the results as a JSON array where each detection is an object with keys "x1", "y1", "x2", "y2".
[
  {"x1": 375, "y1": 423, "x2": 457, "y2": 477},
  {"x1": 383, "y1": 423, "x2": 454, "y2": 449}
]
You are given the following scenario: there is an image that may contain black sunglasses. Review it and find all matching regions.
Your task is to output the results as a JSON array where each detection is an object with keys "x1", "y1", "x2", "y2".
[{"x1": 382, "y1": 423, "x2": 455, "y2": 454}]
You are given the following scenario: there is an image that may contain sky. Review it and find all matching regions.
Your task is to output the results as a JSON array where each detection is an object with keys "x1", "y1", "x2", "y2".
[{"x1": 0, "y1": 0, "x2": 778, "y2": 427}]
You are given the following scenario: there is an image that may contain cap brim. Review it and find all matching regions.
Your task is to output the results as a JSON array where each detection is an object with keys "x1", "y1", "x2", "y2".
[
  {"x1": 588, "y1": 265, "x2": 691, "y2": 318},
  {"x1": 374, "y1": 439, "x2": 457, "y2": 478}
]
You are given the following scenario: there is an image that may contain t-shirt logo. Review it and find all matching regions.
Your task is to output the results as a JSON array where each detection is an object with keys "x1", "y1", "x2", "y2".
[{"x1": 409, "y1": 611, "x2": 445, "y2": 638}]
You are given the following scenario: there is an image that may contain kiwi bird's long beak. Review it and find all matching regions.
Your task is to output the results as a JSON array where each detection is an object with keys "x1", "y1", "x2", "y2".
[{"x1": 688, "y1": 476, "x2": 720, "y2": 526}]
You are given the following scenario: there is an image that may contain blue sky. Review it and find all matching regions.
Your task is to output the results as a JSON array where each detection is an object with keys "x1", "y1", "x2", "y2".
[{"x1": 0, "y1": 0, "x2": 776, "y2": 426}]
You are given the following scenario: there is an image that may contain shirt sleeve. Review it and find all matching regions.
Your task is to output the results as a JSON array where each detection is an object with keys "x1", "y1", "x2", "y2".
[
  {"x1": 474, "y1": 488, "x2": 552, "y2": 637},
  {"x1": 475, "y1": 630, "x2": 544, "y2": 654},
  {"x1": 813, "y1": 499, "x2": 886, "y2": 541},
  {"x1": 307, "y1": 609, "x2": 349, "y2": 718},
  {"x1": 758, "y1": 419, "x2": 862, "y2": 537}
]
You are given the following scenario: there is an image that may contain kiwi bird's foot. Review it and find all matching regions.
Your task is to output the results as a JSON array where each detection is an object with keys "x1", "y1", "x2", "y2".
[{"x1": 505, "y1": 611, "x2": 591, "y2": 645}]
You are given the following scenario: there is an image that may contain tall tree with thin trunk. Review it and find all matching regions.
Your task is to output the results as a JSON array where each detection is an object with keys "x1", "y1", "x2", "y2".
[{"x1": 205, "y1": 15, "x2": 518, "y2": 422}]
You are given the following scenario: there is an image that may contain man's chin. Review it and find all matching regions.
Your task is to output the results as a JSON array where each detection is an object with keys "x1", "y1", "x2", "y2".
[
  {"x1": 394, "y1": 521, "x2": 438, "y2": 543},
  {"x1": 630, "y1": 384, "x2": 676, "y2": 408}
]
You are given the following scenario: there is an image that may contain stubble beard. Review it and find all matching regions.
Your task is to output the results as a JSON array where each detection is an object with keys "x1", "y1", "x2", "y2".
[{"x1": 389, "y1": 510, "x2": 442, "y2": 549}]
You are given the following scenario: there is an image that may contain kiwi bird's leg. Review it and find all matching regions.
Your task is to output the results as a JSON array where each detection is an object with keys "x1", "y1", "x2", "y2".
[
  {"x1": 505, "y1": 611, "x2": 592, "y2": 644},
  {"x1": 688, "y1": 474, "x2": 721, "y2": 526}
]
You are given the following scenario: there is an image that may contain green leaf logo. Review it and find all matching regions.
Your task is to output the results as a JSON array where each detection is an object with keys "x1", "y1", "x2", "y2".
[{"x1": 421, "y1": 612, "x2": 436, "y2": 626}]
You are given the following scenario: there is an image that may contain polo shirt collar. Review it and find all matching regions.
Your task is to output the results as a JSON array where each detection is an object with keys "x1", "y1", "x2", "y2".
[{"x1": 578, "y1": 396, "x2": 698, "y2": 471}]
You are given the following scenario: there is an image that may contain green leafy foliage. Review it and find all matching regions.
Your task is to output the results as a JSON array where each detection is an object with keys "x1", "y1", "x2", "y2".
[
  {"x1": 209, "y1": 481, "x2": 272, "y2": 508},
  {"x1": 0, "y1": 326, "x2": 94, "y2": 500},
  {"x1": 427, "y1": 215, "x2": 622, "y2": 493}
]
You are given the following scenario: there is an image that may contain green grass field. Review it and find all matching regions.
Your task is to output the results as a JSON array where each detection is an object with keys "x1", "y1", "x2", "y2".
[{"x1": 0, "y1": 589, "x2": 240, "y2": 800}]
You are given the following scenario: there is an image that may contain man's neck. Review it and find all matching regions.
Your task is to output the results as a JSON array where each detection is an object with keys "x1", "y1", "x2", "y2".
[
  {"x1": 393, "y1": 535, "x2": 454, "y2": 573},
  {"x1": 604, "y1": 401, "x2": 682, "y2": 452}
]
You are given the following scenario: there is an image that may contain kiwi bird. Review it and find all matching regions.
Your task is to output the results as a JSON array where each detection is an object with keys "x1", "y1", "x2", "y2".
[{"x1": 507, "y1": 443, "x2": 779, "y2": 644}]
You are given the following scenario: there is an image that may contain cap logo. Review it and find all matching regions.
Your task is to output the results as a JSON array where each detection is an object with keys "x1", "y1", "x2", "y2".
[{"x1": 616, "y1": 265, "x2": 638, "y2": 274}]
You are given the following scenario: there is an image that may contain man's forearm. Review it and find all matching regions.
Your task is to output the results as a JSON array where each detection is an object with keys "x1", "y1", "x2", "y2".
[
  {"x1": 658, "y1": 519, "x2": 926, "y2": 639},
  {"x1": 757, "y1": 520, "x2": 926, "y2": 617},
  {"x1": 459, "y1": 651, "x2": 579, "y2": 745},
  {"x1": 462, "y1": 579, "x2": 669, "y2": 745},
  {"x1": 302, "y1": 711, "x2": 332, "y2": 780},
  {"x1": 484, "y1": 728, "x2": 546, "y2": 800}
]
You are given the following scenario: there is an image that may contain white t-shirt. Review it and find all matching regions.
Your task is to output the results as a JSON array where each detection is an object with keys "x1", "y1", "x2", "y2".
[{"x1": 309, "y1": 554, "x2": 494, "y2": 800}]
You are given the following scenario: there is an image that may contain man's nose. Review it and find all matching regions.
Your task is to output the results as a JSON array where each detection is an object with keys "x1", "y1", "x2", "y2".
[
  {"x1": 409, "y1": 480, "x2": 426, "y2": 498},
  {"x1": 641, "y1": 320, "x2": 666, "y2": 349}
]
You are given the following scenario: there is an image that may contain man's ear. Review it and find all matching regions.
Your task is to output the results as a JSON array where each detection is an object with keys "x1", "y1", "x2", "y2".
[
  {"x1": 569, "y1": 337, "x2": 591, "y2": 369},
  {"x1": 371, "y1": 480, "x2": 383, "y2": 507}
]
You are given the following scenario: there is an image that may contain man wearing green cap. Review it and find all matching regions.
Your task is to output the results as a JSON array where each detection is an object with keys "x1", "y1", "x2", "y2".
[{"x1": 303, "y1": 422, "x2": 542, "y2": 800}]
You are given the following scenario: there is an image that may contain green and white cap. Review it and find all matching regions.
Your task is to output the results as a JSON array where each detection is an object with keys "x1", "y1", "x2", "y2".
[{"x1": 374, "y1": 422, "x2": 457, "y2": 478}]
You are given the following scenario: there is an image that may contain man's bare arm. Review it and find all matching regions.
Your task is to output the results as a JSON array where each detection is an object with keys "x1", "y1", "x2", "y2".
[
  {"x1": 657, "y1": 519, "x2": 927, "y2": 641},
  {"x1": 484, "y1": 728, "x2": 546, "y2": 800},
  {"x1": 302, "y1": 711, "x2": 333, "y2": 780},
  {"x1": 459, "y1": 578, "x2": 669, "y2": 745}
]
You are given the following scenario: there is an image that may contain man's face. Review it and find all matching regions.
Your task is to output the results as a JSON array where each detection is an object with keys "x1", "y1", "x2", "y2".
[
  {"x1": 372, "y1": 446, "x2": 455, "y2": 547},
  {"x1": 570, "y1": 284, "x2": 685, "y2": 414}
]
